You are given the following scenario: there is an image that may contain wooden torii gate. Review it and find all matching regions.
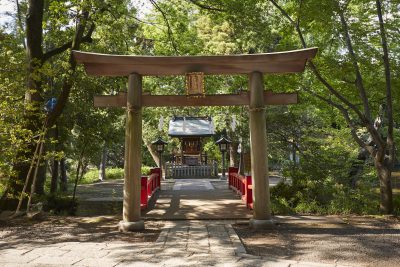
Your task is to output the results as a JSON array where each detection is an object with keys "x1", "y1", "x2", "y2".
[{"x1": 73, "y1": 48, "x2": 317, "y2": 231}]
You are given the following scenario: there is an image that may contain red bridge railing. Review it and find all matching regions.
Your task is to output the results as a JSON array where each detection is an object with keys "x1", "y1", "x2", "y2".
[
  {"x1": 228, "y1": 167, "x2": 253, "y2": 209},
  {"x1": 141, "y1": 168, "x2": 161, "y2": 209}
]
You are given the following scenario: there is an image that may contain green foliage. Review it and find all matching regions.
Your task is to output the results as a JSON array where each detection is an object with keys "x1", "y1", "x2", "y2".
[
  {"x1": 81, "y1": 166, "x2": 153, "y2": 184},
  {"x1": 271, "y1": 195, "x2": 293, "y2": 215},
  {"x1": 81, "y1": 168, "x2": 121, "y2": 184},
  {"x1": 0, "y1": 29, "x2": 29, "y2": 184},
  {"x1": 141, "y1": 166, "x2": 152, "y2": 176},
  {"x1": 270, "y1": 121, "x2": 380, "y2": 215},
  {"x1": 271, "y1": 177, "x2": 380, "y2": 215}
]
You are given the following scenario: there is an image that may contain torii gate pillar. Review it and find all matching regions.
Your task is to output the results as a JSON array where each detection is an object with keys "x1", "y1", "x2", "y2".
[
  {"x1": 249, "y1": 72, "x2": 273, "y2": 229},
  {"x1": 118, "y1": 73, "x2": 144, "y2": 232}
]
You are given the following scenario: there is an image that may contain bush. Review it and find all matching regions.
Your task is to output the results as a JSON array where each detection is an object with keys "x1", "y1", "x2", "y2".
[
  {"x1": 81, "y1": 166, "x2": 153, "y2": 184},
  {"x1": 141, "y1": 166, "x2": 152, "y2": 175},
  {"x1": 106, "y1": 168, "x2": 125, "y2": 180},
  {"x1": 271, "y1": 195, "x2": 293, "y2": 215},
  {"x1": 271, "y1": 168, "x2": 381, "y2": 215},
  {"x1": 270, "y1": 134, "x2": 382, "y2": 215}
]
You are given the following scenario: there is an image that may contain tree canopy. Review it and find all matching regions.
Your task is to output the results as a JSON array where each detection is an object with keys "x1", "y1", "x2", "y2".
[{"x1": 0, "y1": 0, "x2": 398, "y2": 215}]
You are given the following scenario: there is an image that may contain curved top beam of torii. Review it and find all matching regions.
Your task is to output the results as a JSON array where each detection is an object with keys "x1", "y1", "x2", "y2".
[{"x1": 72, "y1": 48, "x2": 318, "y2": 77}]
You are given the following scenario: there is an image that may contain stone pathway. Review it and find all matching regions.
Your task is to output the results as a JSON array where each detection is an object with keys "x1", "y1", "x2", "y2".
[
  {"x1": 0, "y1": 219, "x2": 355, "y2": 266},
  {"x1": 0, "y1": 179, "x2": 356, "y2": 266}
]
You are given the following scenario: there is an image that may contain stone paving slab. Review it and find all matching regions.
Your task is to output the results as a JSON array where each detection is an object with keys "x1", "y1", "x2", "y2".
[
  {"x1": 173, "y1": 179, "x2": 215, "y2": 191},
  {"x1": 74, "y1": 257, "x2": 121, "y2": 267},
  {"x1": 29, "y1": 256, "x2": 83, "y2": 265}
]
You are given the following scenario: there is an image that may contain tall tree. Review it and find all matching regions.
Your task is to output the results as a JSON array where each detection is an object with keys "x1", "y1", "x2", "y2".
[
  {"x1": 266, "y1": 0, "x2": 396, "y2": 213},
  {"x1": 1, "y1": 1, "x2": 96, "y2": 209},
  {"x1": 152, "y1": 0, "x2": 398, "y2": 213}
]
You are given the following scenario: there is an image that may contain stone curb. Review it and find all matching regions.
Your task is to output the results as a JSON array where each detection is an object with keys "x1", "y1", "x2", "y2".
[{"x1": 225, "y1": 224, "x2": 247, "y2": 255}]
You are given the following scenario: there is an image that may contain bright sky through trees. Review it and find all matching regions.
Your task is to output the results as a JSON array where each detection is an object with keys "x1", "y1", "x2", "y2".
[{"x1": 0, "y1": 0, "x2": 14, "y2": 26}]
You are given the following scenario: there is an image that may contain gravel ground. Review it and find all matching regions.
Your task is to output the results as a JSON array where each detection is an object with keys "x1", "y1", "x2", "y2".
[
  {"x1": 0, "y1": 215, "x2": 162, "y2": 248},
  {"x1": 234, "y1": 216, "x2": 400, "y2": 267}
]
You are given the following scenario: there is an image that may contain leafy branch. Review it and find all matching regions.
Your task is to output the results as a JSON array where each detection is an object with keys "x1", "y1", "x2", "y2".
[{"x1": 149, "y1": 0, "x2": 179, "y2": 54}]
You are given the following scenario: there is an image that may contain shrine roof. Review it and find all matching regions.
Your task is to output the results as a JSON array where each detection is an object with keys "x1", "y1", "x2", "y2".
[
  {"x1": 168, "y1": 116, "x2": 215, "y2": 137},
  {"x1": 72, "y1": 48, "x2": 318, "y2": 76}
]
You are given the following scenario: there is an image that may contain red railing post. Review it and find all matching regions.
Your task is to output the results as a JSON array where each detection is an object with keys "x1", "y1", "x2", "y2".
[
  {"x1": 148, "y1": 176, "x2": 152, "y2": 197},
  {"x1": 246, "y1": 175, "x2": 253, "y2": 209},
  {"x1": 227, "y1": 168, "x2": 254, "y2": 210},
  {"x1": 141, "y1": 176, "x2": 148, "y2": 209},
  {"x1": 228, "y1": 167, "x2": 238, "y2": 189},
  {"x1": 236, "y1": 174, "x2": 240, "y2": 194},
  {"x1": 140, "y1": 167, "x2": 162, "y2": 210},
  {"x1": 241, "y1": 176, "x2": 245, "y2": 196}
]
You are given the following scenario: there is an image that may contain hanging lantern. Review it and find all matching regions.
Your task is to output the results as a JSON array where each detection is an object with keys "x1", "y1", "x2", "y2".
[{"x1": 186, "y1": 72, "x2": 205, "y2": 97}]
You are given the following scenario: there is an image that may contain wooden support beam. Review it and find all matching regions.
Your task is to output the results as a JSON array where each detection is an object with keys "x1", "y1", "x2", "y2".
[
  {"x1": 93, "y1": 91, "x2": 298, "y2": 108},
  {"x1": 73, "y1": 48, "x2": 318, "y2": 76},
  {"x1": 249, "y1": 71, "x2": 272, "y2": 227}
]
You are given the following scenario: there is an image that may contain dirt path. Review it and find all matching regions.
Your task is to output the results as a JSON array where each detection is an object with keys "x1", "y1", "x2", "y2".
[
  {"x1": 143, "y1": 179, "x2": 252, "y2": 220},
  {"x1": 0, "y1": 216, "x2": 161, "y2": 246},
  {"x1": 234, "y1": 216, "x2": 400, "y2": 267}
]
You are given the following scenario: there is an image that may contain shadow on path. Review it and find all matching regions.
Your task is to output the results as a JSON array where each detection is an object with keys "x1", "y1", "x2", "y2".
[
  {"x1": 144, "y1": 179, "x2": 252, "y2": 220},
  {"x1": 75, "y1": 179, "x2": 252, "y2": 220}
]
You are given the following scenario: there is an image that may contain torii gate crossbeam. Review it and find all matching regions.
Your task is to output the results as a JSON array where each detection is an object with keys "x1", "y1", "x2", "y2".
[{"x1": 73, "y1": 48, "x2": 318, "y2": 231}]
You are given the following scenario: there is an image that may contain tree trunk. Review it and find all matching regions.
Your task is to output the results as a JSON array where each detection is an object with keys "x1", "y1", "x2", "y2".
[
  {"x1": 98, "y1": 147, "x2": 107, "y2": 181},
  {"x1": 146, "y1": 142, "x2": 165, "y2": 173},
  {"x1": 375, "y1": 157, "x2": 393, "y2": 214},
  {"x1": 72, "y1": 160, "x2": 82, "y2": 201},
  {"x1": 34, "y1": 162, "x2": 46, "y2": 195},
  {"x1": 72, "y1": 148, "x2": 86, "y2": 201},
  {"x1": 50, "y1": 159, "x2": 59, "y2": 193},
  {"x1": 0, "y1": 0, "x2": 45, "y2": 210},
  {"x1": 229, "y1": 142, "x2": 238, "y2": 167},
  {"x1": 50, "y1": 124, "x2": 60, "y2": 193},
  {"x1": 1, "y1": 2, "x2": 95, "y2": 210},
  {"x1": 238, "y1": 152, "x2": 245, "y2": 175},
  {"x1": 59, "y1": 158, "x2": 68, "y2": 192}
]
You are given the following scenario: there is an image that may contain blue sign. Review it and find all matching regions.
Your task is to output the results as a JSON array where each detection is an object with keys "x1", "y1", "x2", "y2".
[{"x1": 45, "y1": 98, "x2": 57, "y2": 112}]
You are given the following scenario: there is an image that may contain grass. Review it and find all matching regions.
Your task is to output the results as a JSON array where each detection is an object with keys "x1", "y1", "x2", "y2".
[{"x1": 79, "y1": 166, "x2": 154, "y2": 184}]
